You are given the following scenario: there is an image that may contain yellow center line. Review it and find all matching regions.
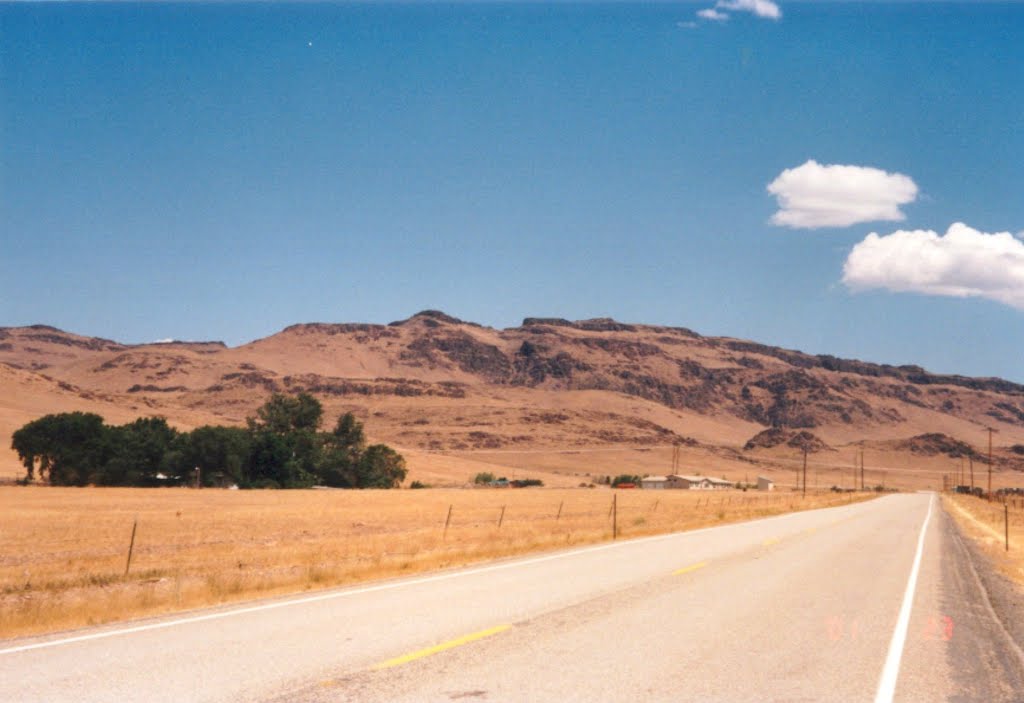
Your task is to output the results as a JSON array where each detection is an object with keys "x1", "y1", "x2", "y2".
[
  {"x1": 762, "y1": 537, "x2": 780, "y2": 546},
  {"x1": 673, "y1": 561, "x2": 708, "y2": 576},
  {"x1": 372, "y1": 624, "x2": 512, "y2": 670}
]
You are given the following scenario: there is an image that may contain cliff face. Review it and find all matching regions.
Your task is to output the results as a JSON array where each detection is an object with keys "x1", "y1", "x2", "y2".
[{"x1": 1, "y1": 312, "x2": 1022, "y2": 476}]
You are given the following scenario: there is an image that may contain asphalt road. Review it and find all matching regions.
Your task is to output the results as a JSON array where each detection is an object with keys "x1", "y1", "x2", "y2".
[{"x1": 4, "y1": 493, "x2": 1024, "y2": 702}]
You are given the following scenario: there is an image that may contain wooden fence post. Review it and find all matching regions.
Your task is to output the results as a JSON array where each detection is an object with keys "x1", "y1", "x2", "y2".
[
  {"x1": 124, "y1": 518, "x2": 138, "y2": 577},
  {"x1": 612, "y1": 493, "x2": 618, "y2": 540}
]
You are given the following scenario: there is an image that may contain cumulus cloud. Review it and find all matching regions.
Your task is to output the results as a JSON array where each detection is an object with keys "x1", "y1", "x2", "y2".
[
  {"x1": 767, "y1": 160, "x2": 918, "y2": 229},
  {"x1": 694, "y1": 0, "x2": 779, "y2": 23},
  {"x1": 716, "y1": 0, "x2": 781, "y2": 20},
  {"x1": 697, "y1": 8, "x2": 730, "y2": 21},
  {"x1": 842, "y1": 222, "x2": 1024, "y2": 310}
]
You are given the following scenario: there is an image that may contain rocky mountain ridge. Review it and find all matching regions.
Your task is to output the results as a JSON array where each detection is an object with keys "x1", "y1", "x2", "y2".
[{"x1": 2, "y1": 311, "x2": 1022, "y2": 483}]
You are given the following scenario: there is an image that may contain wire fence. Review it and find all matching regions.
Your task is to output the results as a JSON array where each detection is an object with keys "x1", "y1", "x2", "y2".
[{"x1": 1, "y1": 489, "x2": 862, "y2": 592}]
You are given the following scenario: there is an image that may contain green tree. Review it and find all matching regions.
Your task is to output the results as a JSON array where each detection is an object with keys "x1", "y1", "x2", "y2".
[
  {"x1": 331, "y1": 412, "x2": 365, "y2": 453},
  {"x1": 99, "y1": 417, "x2": 178, "y2": 486},
  {"x1": 244, "y1": 393, "x2": 323, "y2": 488},
  {"x1": 248, "y1": 393, "x2": 323, "y2": 435},
  {"x1": 11, "y1": 412, "x2": 108, "y2": 485},
  {"x1": 611, "y1": 474, "x2": 642, "y2": 487},
  {"x1": 174, "y1": 425, "x2": 252, "y2": 486},
  {"x1": 355, "y1": 444, "x2": 407, "y2": 488},
  {"x1": 318, "y1": 413, "x2": 366, "y2": 487},
  {"x1": 245, "y1": 431, "x2": 289, "y2": 488}
]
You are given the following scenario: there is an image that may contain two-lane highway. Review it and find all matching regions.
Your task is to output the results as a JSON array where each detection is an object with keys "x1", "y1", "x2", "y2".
[{"x1": 4, "y1": 493, "x2": 1023, "y2": 702}]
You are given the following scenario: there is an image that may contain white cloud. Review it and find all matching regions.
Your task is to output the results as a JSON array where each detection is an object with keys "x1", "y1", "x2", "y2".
[
  {"x1": 767, "y1": 160, "x2": 919, "y2": 229},
  {"x1": 697, "y1": 8, "x2": 730, "y2": 21},
  {"x1": 677, "y1": 20, "x2": 699, "y2": 29},
  {"x1": 717, "y1": 0, "x2": 781, "y2": 20},
  {"x1": 843, "y1": 222, "x2": 1024, "y2": 310},
  {"x1": 152, "y1": 338, "x2": 174, "y2": 344}
]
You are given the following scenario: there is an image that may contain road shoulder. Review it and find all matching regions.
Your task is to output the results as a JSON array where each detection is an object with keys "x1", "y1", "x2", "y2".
[{"x1": 939, "y1": 504, "x2": 1024, "y2": 701}]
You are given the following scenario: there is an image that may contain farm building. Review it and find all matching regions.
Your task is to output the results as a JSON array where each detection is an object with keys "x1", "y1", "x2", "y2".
[
  {"x1": 641, "y1": 475, "x2": 733, "y2": 490},
  {"x1": 757, "y1": 476, "x2": 775, "y2": 491},
  {"x1": 679, "y1": 475, "x2": 732, "y2": 490}
]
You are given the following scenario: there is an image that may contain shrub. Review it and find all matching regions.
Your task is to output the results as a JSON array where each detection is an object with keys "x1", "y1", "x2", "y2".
[{"x1": 611, "y1": 474, "x2": 642, "y2": 487}]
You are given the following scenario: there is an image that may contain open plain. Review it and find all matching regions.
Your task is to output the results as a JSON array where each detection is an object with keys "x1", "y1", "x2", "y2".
[
  {"x1": 0, "y1": 485, "x2": 871, "y2": 639},
  {"x1": 5, "y1": 493, "x2": 1024, "y2": 702}
]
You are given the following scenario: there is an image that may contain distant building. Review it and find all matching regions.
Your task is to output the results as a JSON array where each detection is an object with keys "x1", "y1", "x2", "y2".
[
  {"x1": 641, "y1": 476, "x2": 668, "y2": 490},
  {"x1": 664, "y1": 475, "x2": 732, "y2": 490},
  {"x1": 668, "y1": 475, "x2": 701, "y2": 489},
  {"x1": 757, "y1": 476, "x2": 775, "y2": 491}
]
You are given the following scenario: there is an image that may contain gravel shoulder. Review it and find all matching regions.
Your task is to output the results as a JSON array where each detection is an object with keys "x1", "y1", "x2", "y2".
[{"x1": 940, "y1": 504, "x2": 1024, "y2": 701}]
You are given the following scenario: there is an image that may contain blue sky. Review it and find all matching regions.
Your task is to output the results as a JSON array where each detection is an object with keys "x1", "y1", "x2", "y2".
[{"x1": 2, "y1": 2, "x2": 1022, "y2": 380}]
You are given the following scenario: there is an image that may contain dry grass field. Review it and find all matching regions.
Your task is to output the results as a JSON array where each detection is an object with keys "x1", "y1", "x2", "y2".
[
  {"x1": 1, "y1": 486, "x2": 875, "y2": 639},
  {"x1": 943, "y1": 493, "x2": 1024, "y2": 587}
]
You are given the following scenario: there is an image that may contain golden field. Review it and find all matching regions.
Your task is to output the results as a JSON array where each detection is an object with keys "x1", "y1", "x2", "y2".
[
  {"x1": 943, "y1": 492, "x2": 1024, "y2": 586},
  {"x1": 1, "y1": 486, "x2": 875, "y2": 639}
]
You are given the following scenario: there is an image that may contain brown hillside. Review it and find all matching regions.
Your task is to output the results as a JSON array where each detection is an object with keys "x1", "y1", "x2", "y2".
[{"x1": 2, "y1": 312, "x2": 1023, "y2": 489}]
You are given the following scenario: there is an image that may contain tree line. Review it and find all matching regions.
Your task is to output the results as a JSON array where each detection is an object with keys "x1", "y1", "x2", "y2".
[{"x1": 11, "y1": 393, "x2": 406, "y2": 489}]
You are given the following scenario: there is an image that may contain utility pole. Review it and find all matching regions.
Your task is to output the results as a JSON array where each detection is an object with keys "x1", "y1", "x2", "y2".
[
  {"x1": 988, "y1": 427, "x2": 997, "y2": 495},
  {"x1": 860, "y1": 450, "x2": 865, "y2": 491},
  {"x1": 802, "y1": 449, "x2": 807, "y2": 499}
]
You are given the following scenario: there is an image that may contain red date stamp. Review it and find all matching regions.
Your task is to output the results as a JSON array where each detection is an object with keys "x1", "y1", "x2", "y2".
[{"x1": 921, "y1": 615, "x2": 954, "y2": 641}]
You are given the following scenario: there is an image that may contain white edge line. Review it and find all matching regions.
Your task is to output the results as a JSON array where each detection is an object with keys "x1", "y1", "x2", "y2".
[
  {"x1": 874, "y1": 493, "x2": 934, "y2": 703},
  {"x1": 0, "y1": 494, "x2": 875, "y2": 656}
]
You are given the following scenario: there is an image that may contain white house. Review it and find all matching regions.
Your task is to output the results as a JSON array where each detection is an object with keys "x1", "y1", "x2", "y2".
[
  {"x1": 641, "y1": 476, "x2": 668, "y2": 490},
  {"x1": 757, "y1": 476, "x2": 775, "y2": 491},
  {"x1": 666, "y1": 475, "x2": 733, "y2": 490}
]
